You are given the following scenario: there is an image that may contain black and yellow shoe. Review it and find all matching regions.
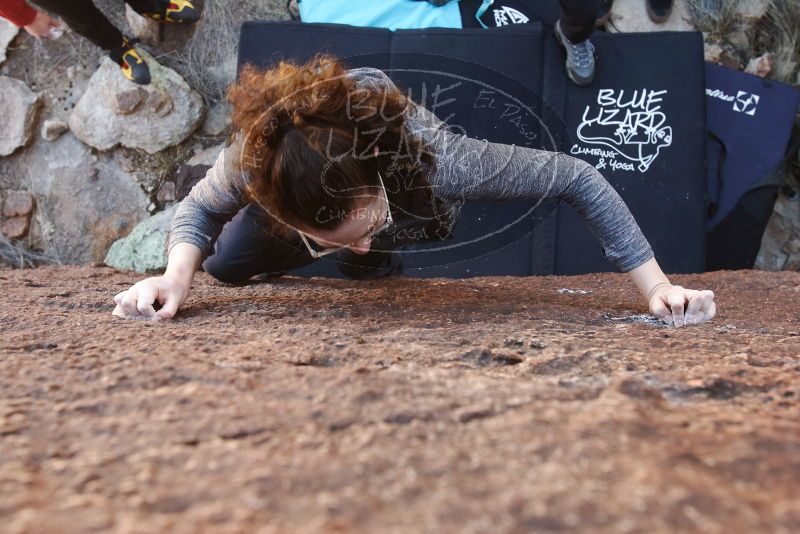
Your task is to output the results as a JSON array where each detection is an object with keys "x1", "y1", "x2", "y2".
[
  {"x1": 109, "y1": 37, "x2": 151, "y2": 85},
  {"x1": 134, "y1": 0, "x2": 203, "y2": 24}
]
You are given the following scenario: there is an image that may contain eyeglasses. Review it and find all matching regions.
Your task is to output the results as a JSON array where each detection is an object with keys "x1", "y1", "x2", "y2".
[{"x1": 298, "y1": 171, "x2": 394, "y2": 259}]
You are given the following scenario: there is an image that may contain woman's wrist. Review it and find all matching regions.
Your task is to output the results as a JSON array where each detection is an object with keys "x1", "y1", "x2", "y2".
[
  {"x1": 164, "y1": 242, "x2": 202, "y2": 287},
  {"x1": 627, "y1": 257, "x2": 671, "y2": 301}
]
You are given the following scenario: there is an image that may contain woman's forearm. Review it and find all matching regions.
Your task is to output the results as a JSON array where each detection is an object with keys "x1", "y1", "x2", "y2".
[
  {"x1": 164, "y1": 242, "x2": 202, "y2": 288},
  {"x1": 626, "y1": 257, "x2": 671, "y2": 301}
]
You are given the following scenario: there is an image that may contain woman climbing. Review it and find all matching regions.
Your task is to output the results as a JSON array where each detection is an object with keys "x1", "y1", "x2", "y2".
[{"x1": 112, "y1": 55, "x2": 716, "y2": 327}]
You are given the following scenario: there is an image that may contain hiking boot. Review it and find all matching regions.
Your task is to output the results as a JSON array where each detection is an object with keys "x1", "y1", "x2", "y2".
[
  {"x1": 646, "y1": 0, "x2": 673, "y2": 23},
  {"x1": 108, "y1": 36, "x2": 151, "y2": 85},
  {"x1": 132, "y1": 0, "x2": 203, "y2": 24},
  {"x1": 554, "y1": 20, "x2": 596, "y2": 86},
  {"x1": 596, "y1": 0, "x2": 613, "y2": 27}
]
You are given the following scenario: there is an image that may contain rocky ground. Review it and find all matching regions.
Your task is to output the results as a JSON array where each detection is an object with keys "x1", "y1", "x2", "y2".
[{"x1": 1, "y1": 266, "x2": 798, "y2": 533}]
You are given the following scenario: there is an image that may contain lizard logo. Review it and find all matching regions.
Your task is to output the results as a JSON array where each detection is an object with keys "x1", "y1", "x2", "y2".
[{"x1": 572, "y1": 88, "x2": 673, "y2": 173}]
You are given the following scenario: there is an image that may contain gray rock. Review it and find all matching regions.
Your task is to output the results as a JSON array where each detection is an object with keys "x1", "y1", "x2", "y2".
[
  {"x1": 125, "y1": 5, "x2": 161, "y2": 46},
  {"x1": 0, "y1": 18, "x2": 18, "y2": 66},
  {"x1": 187, "y1": 142, "x2": 225, "y2": 167},
  {"x1": 41, "y1": 118, "x2": 69, "y2": 141},
  {"x1": 105, "y1": 203, "x2": 178, "y2": 273},
  {"x1": 68, "y1": 53, "x2": 205, "y2": 154},
  {"x1": 0, "y1": 76, "x2": 40, "y2": 156},
  {"x1": 2, "y1": 132, "x2": 149, "y2": 263},
  {"x1": 605, "y1": 0, "x2": 694, "y2": 33},
  {"x1": 201, "y1": 102, "x2": 231, "y2": 136},
  {"x1": 755, "y1": 190, "x2": 800, "y2": 271}
]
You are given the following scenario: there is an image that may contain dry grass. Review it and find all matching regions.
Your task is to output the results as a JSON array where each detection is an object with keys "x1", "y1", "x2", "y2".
[
  {"x1": 152, "y1": 0, "x2": 291, "y2": 106},
  {"x1": 685, "y1": 0, "x2": 739, "y2": 39},
  {"x1": 754, "y1": 0, "x2": 800, "y2": 84},
  {"x1": 0, "y1": 233, "x2": 60, "y2": 268},
  {"x1": 687, "y1": 0, "x2": 800, "y2": 84}
]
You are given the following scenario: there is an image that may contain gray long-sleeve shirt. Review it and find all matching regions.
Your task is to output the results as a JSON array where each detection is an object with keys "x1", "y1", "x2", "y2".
[{"x1": 168, "y1": 67, "x2": 654, "y2": 272}]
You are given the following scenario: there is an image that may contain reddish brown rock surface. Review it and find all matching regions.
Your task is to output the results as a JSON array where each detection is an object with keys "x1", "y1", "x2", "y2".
[{"x1": 1, "y1": 266, "x2": 798, "y2": 533}]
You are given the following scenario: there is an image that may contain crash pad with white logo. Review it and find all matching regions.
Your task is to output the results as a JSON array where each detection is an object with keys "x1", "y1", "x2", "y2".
[{"x1": 546, "y1": 31, "x2": 707, "y2": 275}]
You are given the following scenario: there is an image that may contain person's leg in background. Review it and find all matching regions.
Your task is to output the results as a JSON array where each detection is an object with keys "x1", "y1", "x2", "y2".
[
  {"x1": 554, "y1": 0, "x2": 599, "y2": 86},
  {"x1": 29, "y1": 0, "x2": 151, "y2": 84}
]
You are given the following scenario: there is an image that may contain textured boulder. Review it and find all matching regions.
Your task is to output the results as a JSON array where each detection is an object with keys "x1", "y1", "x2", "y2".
[
  {"x1": 0, "y1": 267, "x2": 798, "y2": 532},
  {"x1": 0, "y1": 76, "x2": 40, "y2": 156},
  {"x1": 755, "y1": 190, "x2": 800, "y2": 271},
  {"x1": 68, "y1": 53, "x2": 204, "y2": 154},
  {"x1": 3, "y1": 132, "x2": 149, "y2": 263},
  {"x1": 605, "y1": 0, "x2": 694, "y2": 33},
  {"x1": 105, "y1": 203, "x2": 178, "y2": 273},
  {"x1": 200, "y1": 101, "x2": 231, "y2": 136},
  {"x1": 0, "y1": 18, "x2": 18, "y2": 66}
]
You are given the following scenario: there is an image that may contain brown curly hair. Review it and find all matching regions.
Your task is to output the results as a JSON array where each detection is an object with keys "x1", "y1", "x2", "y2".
[{"x1": 226, "y1": 54, "x2": 442, "y2": 238}]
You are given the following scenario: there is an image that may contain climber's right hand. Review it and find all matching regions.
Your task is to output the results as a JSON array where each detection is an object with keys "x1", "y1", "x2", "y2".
[{"x1": 112, "y1": 275, "x2": 189, "y2": 321}]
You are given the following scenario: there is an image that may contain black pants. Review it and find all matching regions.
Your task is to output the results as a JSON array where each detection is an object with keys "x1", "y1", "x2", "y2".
[
  {"x1": 202, "y1": 202, "x2": 399, "y2": 284},
  {"x1": 30, "y1": 0, "x2": 161, "y2": 50},
  {"x1": 558, "y1": 0, "x2": 599, "y2": 43}
]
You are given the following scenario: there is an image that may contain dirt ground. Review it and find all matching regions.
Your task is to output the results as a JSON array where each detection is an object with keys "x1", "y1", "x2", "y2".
[{"x1": 0, "y1": 266, "x2": 798, "y2": 533}]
